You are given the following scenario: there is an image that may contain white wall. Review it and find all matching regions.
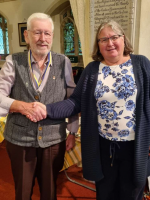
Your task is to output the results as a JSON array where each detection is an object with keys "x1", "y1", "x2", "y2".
[
  {"x1": 138, "y1": 0, "x2": 150, "y2": 59},
  {"x1": 51, "y1": 14, "x2": 61, "y2": 53}
]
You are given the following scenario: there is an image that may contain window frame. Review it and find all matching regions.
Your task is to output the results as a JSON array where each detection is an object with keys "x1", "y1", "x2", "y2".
[
  {"x1": 0, "y1": 14, "x2": 9, "y2": 59},
  {"x1": 60, "y1": 7, "x2": 83, "y2": 67}
]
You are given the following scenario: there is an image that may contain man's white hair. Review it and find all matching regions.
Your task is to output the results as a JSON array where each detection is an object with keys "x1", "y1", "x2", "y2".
[{"x1": 27, "y1": 13, "x2": 54, "y2": 32}]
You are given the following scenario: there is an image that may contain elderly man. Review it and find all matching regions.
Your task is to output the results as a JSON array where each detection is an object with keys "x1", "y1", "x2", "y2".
[{"x1": 0, "y1": 13, "x2": 78, "y2": 200}]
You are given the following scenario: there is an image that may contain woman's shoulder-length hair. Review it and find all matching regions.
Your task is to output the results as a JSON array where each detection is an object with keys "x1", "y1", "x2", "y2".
[{"x1": 91, "y1": 20, "x2": 133, "y2": 62}]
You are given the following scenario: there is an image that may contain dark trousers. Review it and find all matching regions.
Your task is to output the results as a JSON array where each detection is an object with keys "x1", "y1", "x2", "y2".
[
  {"x1": 6, "y1": 140, "x2": 66, "y2": 200},
  {"x1": 96, "y1": 136, "x2": 145, "y2": 200}
]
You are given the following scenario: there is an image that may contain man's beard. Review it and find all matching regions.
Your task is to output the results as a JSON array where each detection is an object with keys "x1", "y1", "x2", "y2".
[{"x1": 32, "y1": 42, "x2": 52, "y2": 57}]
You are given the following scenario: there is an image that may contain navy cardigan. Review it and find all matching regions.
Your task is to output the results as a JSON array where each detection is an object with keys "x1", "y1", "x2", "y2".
[{"x1": 47, "y1": 54, "x2": 150, "y2": 187}]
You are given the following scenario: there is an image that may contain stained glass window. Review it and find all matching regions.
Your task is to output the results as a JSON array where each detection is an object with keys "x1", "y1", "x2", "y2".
[
  {"x1": 78, "y1": 37, "x2": 82, "y2": 55},
  {"x1": 61, "y1": 7, "x2": 83, "y2": 66},
  {"x1": 0, "y1": 29, "x2": 3, "y2": 54},
  {"x1": 70, "y1": 10, "x2": 73, "y2": 17},
  {"x1": 63, "y1": 12, "x2": 67, "y2": 19},
  {"x1": 64, "y1": 22, "x2": 75, "y2": 55},
  {"x1": 0, "y1": 15, "x2": 9, "y2": 55}
]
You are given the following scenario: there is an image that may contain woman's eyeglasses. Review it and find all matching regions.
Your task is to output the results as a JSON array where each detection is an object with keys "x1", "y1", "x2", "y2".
[{"x1": 98, "y1": 35, "x2": 123, "y2": 44}]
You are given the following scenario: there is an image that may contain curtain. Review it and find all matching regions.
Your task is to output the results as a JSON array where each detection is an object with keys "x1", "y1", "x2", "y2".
[{"x1": 69, "y1": 0, "x2": 85, "y2": 66}]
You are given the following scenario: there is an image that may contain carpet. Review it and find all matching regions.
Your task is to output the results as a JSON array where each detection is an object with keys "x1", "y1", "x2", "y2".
[{"x1": 0, "y1": 141, "x2": 96, "y2": 200}]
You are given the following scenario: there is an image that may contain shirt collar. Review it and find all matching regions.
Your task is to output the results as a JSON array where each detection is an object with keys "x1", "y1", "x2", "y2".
[{"x1": 29, "y1": 50, "x2": 51, "y2": 65}]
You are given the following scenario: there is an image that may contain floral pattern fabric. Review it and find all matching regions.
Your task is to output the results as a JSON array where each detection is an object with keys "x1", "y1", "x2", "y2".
[{"x1": 95, "y1": 60, "x2": 137, "y2": 141}]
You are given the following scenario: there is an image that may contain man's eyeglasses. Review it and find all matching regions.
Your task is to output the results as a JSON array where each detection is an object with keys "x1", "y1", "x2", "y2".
[
  {"x1": 98, "y1": 35, "x2": 123, "y2": 44},
  {"x1": 28, "y1": 30, "x2": 53, "y2": 39}
]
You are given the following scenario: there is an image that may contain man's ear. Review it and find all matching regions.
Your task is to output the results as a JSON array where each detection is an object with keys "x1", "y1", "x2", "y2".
[
  {"x1": 52, "y1": 32, "x2": 54, "y2": 39},
  {"x1": 24, "y1": 30, "x2": 29, "y2": 44}
]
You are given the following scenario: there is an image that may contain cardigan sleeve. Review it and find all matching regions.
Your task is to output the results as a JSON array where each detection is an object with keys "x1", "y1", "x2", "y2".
[{"x1": 131, "y1": 54, "x2": 150, "y2": 98}]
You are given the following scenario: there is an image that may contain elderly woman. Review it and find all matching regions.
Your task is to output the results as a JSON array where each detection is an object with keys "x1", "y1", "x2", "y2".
[{"x1": 31, "y1": 20, "x2": 150, "y2": 200}]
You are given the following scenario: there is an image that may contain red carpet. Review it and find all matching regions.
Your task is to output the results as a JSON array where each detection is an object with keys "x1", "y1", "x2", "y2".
[{"x1": 0, "y1": 141, "x2": 96, "y2": 200}]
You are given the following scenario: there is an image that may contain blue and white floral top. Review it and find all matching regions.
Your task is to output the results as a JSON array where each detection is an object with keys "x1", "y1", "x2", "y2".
[{"x1": 94, "y1": 59, "x2": 137, "y2": 141}]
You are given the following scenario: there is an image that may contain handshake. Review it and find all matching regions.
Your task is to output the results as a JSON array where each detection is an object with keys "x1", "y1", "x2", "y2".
[
  {"x1": 28, "y1": 102, "x2": 47, "y2": 122},
  {"x1": 10, "y1": 100, "x2": 47, "y2": 122}
]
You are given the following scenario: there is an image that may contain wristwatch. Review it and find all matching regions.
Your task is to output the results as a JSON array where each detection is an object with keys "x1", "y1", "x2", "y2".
[{"x1": 69, "y1": 132, "x2": 76, "y2": 136}]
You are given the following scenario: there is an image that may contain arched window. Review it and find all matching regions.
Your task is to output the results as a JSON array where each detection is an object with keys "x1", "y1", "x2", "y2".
[
  {"x1": 78, "y1": 37, "x2": 82, "y2": 55},
  {"x1": 60, "y1": 7, "x2": 83, "y2": 67},
  {"x1": 63, "y1": 21, "x2": 75, "y2": 55},
  {"x1": 0, "y1": 14, "x2": 9, "y2": 56}
]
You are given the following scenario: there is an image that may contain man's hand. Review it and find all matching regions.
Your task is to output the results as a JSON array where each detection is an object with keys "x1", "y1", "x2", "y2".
[
  {"x1": 26, "y1": 102, "x2": 47, "y2": 122},
  {"x1": 10, "y1": 100, "x2": 47, "y2": 122},
  {"x1": 66, "y1": 134, "x2": 75, "y2": 151}
]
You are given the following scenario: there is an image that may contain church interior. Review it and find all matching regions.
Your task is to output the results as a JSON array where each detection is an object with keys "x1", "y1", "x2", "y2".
[{"x1": 0, "y1": 0, "x2": 150, "y2": 199}]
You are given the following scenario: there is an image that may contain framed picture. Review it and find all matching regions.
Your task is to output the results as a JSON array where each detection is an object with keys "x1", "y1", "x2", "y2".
[{"x1": 18, "y1": 23, "x2": 27, "y2": 46}]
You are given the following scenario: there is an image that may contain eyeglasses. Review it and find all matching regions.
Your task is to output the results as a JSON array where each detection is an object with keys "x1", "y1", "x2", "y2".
[
  {"x1": 98, "y1": 35, "x2": 123, "y2": 44},
  {"x1": 28, "y1": 30, "x2": 53, "y2": 39}
]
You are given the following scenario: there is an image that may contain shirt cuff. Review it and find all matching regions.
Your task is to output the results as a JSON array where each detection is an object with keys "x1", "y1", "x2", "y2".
[
  {"x1": 0, "y1": 96, "x2": 15, "y2": 111},
  {"x1": 67, "y1": 114, "x2": 79, "y2": 132}
]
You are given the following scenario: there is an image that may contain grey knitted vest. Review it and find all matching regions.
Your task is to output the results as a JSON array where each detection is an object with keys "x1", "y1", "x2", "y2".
[{"x1": 4, "y1": 51, "x2": 67, "y2": 147}]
